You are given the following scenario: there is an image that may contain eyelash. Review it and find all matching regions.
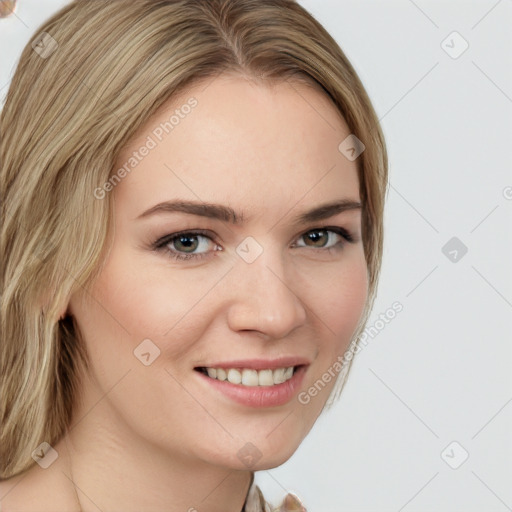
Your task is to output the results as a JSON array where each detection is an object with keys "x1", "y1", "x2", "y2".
[{"x1": 152, "y1": 227, "x2": 355, "y2": 262}]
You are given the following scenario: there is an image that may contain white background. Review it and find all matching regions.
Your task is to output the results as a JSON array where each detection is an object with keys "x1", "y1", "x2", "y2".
[{"x1": 1, "y1": 1, "x2": 511, "y2": 511}]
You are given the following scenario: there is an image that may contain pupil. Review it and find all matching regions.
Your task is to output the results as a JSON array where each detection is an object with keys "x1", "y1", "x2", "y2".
[
  {"x1": 308, "y1": 230, "x2": 326, "y2": 247},
  {"x1": 177, "y1": 235, "x2": 197, "y2": 252}
]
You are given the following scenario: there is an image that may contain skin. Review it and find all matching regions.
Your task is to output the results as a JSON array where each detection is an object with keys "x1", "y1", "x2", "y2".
[{"x1": 0, "y1": 74, "x2": 368, "y2": 511}]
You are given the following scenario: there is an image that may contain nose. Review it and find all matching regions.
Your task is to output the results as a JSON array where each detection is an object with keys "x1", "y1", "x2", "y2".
[{"x1": 226, "y1": 246, "x2": 307, "y2": 339}]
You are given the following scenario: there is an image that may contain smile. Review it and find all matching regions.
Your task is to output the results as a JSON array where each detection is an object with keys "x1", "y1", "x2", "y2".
[
  {"x1": 197, "y1": 366, "x2": 296, "y2": 386},
  {"x1": 194, "y1": 362, "x2": 308, "y2": 408}
]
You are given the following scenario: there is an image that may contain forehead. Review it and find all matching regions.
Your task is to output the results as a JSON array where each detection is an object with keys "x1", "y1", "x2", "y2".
[{"x1": 113, "y1": 74, "x2": 360, "y2": 217}]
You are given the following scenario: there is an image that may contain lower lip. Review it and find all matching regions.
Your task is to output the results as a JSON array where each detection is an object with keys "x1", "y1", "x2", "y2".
[{"x1": 196, "y1": 366, "x2": 307, "y2": 408}]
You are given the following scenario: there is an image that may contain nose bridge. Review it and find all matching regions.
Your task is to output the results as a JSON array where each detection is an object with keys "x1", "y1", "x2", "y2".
[{"x1": 226, "y1": 239, "x2": 307, "y2": 337}]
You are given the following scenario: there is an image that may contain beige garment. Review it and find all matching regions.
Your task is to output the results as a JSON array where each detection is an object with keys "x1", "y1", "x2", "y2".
[{"x1": 242, "y1": 473, "x2": 306, "y2": 512}]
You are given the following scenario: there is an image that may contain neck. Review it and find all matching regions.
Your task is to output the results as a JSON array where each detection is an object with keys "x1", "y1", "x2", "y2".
[{"x1": 57, "y1": 403, "x2": 253, "y2": 512}]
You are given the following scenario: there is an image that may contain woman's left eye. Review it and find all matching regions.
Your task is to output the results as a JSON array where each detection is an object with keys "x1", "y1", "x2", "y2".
[
  {"x1": 152, "y1": 227, "x2": 354, "y2": 262},
  {"x1": 293, "y1": 227, "x2": 353, "y2": 250}
]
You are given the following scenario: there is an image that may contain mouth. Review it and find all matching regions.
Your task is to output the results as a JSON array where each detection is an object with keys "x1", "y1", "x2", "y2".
[
  {"x1": 194, "y1": 365, "x2": 303, "y2": 387},
  {"x1": 193, "y1": 359, "x2": 309, "y2": 408}
]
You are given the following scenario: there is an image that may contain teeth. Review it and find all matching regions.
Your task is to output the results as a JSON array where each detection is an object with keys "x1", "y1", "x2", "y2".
[
  {"x1": 203, "y1": 366, "x2": 296, "y2": 386},
  {"x1": 273, "y1": 368, "x2": 286, "y2": 384},
  {"x1": 258, "y1": 369, "x2": 274, "y2": 386},
  {"x1": 284, "y1": 366, "x2": 294, "y2": 380},
  {"x1": 242, "y1": 369, "x2": 258, "y2": 386},
  {"x1": 227, "y1": 368, "x2": 242, "y2": 384}
]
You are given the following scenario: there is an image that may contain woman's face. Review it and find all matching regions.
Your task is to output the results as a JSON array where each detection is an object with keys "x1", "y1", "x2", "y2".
[{"x1": 68, "y1": 74, "x2": 368, "y2": 471}]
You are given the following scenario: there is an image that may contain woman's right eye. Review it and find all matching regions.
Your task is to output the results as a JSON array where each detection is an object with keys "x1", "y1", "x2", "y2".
[{"x1": 153, "y1": 230, "x2": 220, "y2": 261}]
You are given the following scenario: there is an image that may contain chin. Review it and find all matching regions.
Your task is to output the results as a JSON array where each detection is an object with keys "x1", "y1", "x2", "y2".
[
  {"x1": 213, "y1": 428, "x2": 309, "y2": 472},
  {"x1": 250, "y1": 451, "x2": 298, "y2": 471}
]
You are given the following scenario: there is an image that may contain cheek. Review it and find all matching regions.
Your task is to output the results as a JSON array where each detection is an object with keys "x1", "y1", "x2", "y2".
[
  {"x1": 294, "y1": 254, "x2": 367, "y2": 420},
  {"x1": 310, "y1": 251, "x2": 368, "y2": 350},
  {"x1": 335, "y1": 260, "x2": 368, "y2": 338},
  {"x1": 81, "y1": 249, "x2": 216, "y2": 367}
]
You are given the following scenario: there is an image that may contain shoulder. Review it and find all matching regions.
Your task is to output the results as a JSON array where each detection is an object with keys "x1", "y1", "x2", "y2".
[{"x1": 0, "y1": 472, "x2": 37, "y2": 512}]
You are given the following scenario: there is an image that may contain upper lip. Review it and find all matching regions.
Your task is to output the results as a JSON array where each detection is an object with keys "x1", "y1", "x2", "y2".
[{"x1": 196, "y1": 357, "x2": 310, "y2": 371}]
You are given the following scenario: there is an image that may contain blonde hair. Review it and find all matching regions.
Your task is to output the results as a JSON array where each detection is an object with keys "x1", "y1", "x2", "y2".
[{"x1": 0, "y1": 0, "x2": 388, "y2": 479}]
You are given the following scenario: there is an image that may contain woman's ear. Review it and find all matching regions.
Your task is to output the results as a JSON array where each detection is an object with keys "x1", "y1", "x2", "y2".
[
  {"x1": 57, "y1": 299, "x2": 71, "y2": 321},
  {"x1": 39, "y1": 291, "x2": 70, "y2": 321}
]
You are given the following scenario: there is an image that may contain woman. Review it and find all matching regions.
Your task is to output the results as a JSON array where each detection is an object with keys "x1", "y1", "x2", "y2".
[{"x1": 0, "y1": 0, "x2": 388, "y2": 510}]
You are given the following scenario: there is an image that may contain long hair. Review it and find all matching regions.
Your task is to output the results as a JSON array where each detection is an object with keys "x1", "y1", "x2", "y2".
[{"x1": 0, "y1": 0, "x2": 388, "y2": 478}]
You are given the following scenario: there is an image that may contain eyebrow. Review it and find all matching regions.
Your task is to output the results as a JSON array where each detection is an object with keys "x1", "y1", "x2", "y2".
[{"x1": 136, "y1": 198, "x2": 362, "y2": 224}]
